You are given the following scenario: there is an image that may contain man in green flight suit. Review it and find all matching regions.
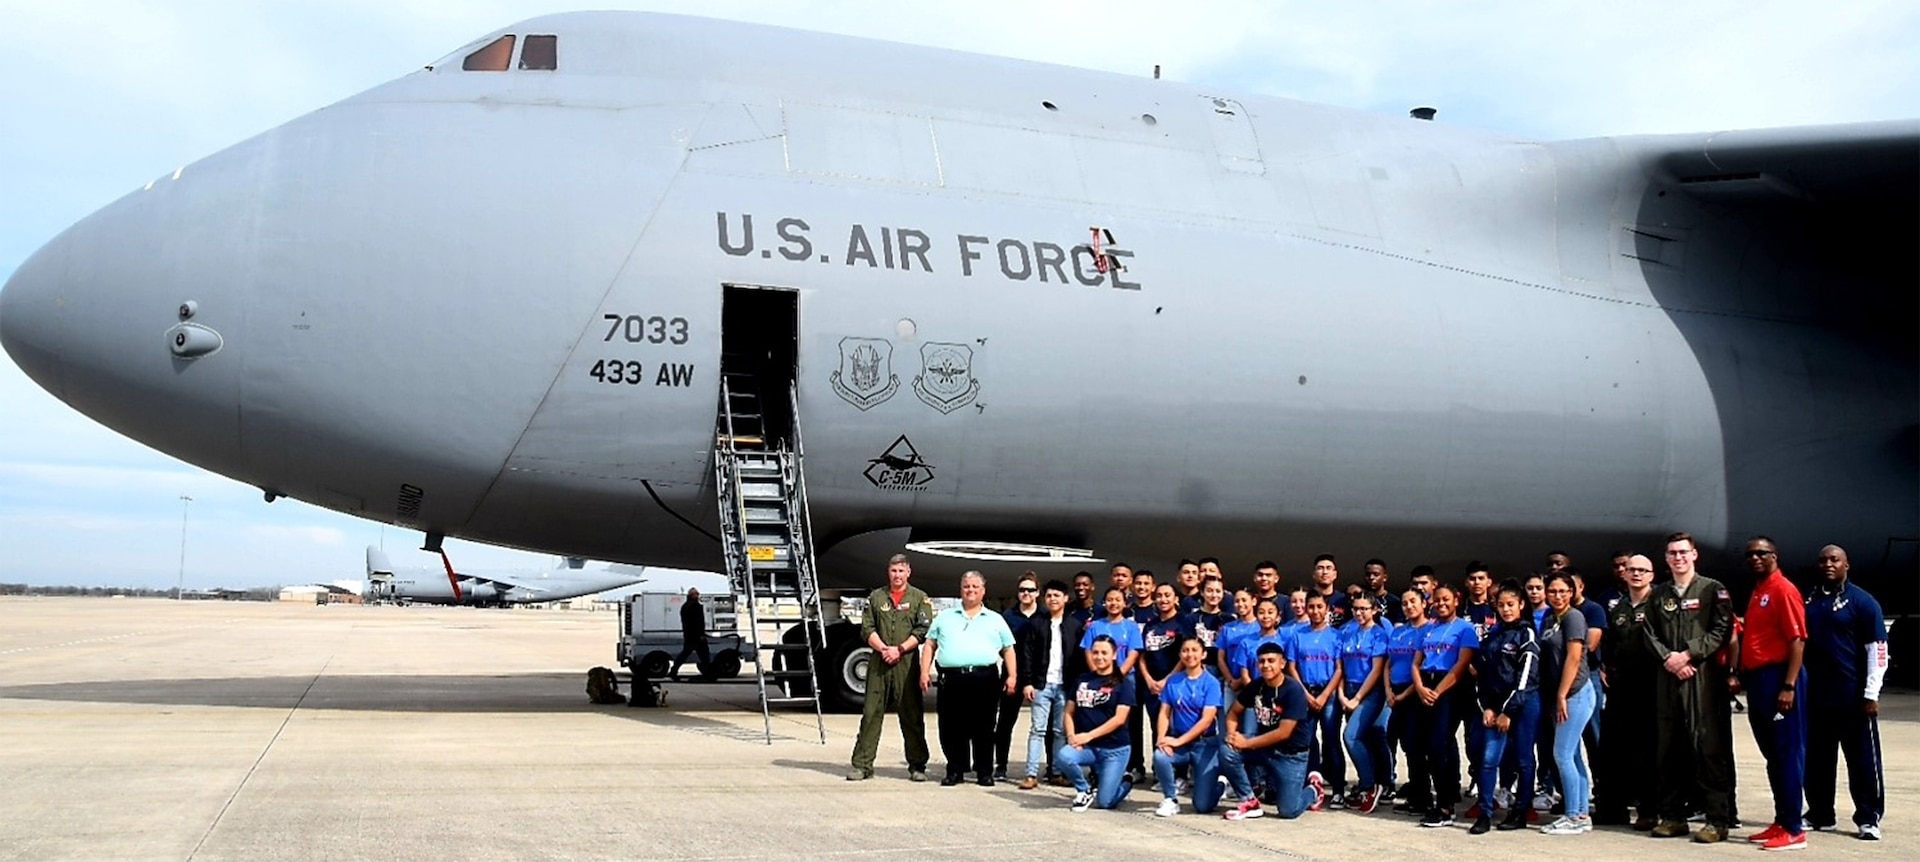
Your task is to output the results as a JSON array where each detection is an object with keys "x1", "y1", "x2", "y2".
[
  {"x1": 848, "y1": 553, "x2": 935, "y2": 781},
  {"x1": 1645, "y1": 532, "x2": 1737, "y2": 843}
]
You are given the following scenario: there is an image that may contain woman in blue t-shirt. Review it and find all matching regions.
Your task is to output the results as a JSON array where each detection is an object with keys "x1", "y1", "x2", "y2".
[
  {"x1": 1080, "y1": 587, "x2": 1144, "y2": 675},
  {"x1": 1385, "y1": 589, "x2": 1431, "y2": 813},
  {"x1": 1338, "y1": 594, "x2": 1391, "y2": 812},
  {"x1": 1410, "y1": 584, "x2": 1479, "y2": 827},
  {"x1": 1060, "y1": 635, "x2": 1136, "y2": 811},
  {"x1": 1152, "y1": 636, "x2": 1225, "y2": 816}
]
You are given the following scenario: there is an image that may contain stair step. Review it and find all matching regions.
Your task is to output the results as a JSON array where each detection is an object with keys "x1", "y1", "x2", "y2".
[{"x1": 764, "y1": 696, "x2": 819, "y2": 707}]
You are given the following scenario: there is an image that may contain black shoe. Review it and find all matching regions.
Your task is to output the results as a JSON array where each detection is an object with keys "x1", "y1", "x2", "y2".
[
  {"x1": 1470, "y1": 814, "x2": 1493, "y2": 834},
  {"x1": 977, "y1": 774, "x2": 995, "y2": 787},
  {"x1": 992, "y1": 767, "x2": 1008, "y2": 782},
  {"x1": 1497, "y1": 810, "x2": 1529, "y2": 831},
  {"x1": 940, "y1": 773, "x2": 963, "y2": 787},
  {"x1": 1421, "y1": 808, "x2": 1455, "y2": 828}
]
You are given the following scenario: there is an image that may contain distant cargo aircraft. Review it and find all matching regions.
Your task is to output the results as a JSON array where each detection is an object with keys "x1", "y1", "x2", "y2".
[
  {"x1": 364, "y1": 546, "x2": 645, "y2": 606},
  {"x1": 1, "y1": 13, "x2": 1913, "y2": 705}
]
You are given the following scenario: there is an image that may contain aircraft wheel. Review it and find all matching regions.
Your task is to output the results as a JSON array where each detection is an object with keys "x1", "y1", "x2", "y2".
[
  {"x1": 701, "y1": 649, "x2": 742, "y2": 680},
  {"x1": 824, "y1": 638, "x2": 871, "y2": 713},
  {"x1": 638, "y1": 651, "x2": 671, "y2": 679}
]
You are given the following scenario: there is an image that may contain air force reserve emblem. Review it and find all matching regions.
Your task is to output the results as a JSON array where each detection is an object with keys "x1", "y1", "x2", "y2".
[
  {"x1": 830, "y1": 337, "x2": 899, "y2": 410},
  {"x1": 913, "y1": 342, "x2": 980, "y2": 414}
]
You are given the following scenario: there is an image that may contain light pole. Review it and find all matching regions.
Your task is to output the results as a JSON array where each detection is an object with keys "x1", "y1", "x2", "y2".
[{"x1": 176, "y1": 495, "x2": 193, "y2": 599}]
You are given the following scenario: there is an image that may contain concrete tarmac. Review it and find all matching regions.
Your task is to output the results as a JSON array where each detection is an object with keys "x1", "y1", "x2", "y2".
[{"x1": 0, "y1": 597, "x2": 1911, "y2": 861}]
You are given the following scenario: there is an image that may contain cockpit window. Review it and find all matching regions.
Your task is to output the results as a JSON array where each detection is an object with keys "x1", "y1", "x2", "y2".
[
  {"x1": 520, "y1": 35, "x2": 558, "y2": 71},
  {"x1": 462, "y1": 35, "x2": 515, "y2": 72}
]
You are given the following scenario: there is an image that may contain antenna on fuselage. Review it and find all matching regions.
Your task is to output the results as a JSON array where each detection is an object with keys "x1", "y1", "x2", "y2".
[{"x1": 1410, "y1": 106, "x2": 1438, "y2": 121}]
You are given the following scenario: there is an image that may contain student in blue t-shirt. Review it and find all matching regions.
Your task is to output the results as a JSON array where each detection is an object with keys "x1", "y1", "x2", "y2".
[
  {"x1": 1219, "y1": 642, "x2": 1314, "y2": 820},
  {"x1": 1081, "y1": 587, "x2": 1143, "y2": 674},
  {"x1": 1410, "y1": 584, "x2": 1479, "y2": 827},
  {"x1": 1234, "y1": 598, "x2": 1288, "y2": 692},
  {"x1": 1151, "y1": 636, "x2": 1225, "y2": 816},
  {"x1": 1385, "y1": 589, "x2": 1431, "y2": 813},
  {"x1": 1290, "y1": 593, "x2": 1347, "y2": 807},
  {"x1": 1339, "y1": 593, "x2": 1391, "y2": 812},
  {"x1": 1059, "y1": 635, "x2": 1136, "y2": 811},
  {"x1": 1215, "y1": 589, "x2": 1261, "y2": 737}
]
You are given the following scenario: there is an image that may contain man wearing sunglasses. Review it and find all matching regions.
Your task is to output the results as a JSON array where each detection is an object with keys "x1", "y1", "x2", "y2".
[{"x1": 995, "y1": 573, "x2": 1043, "y2": 782}]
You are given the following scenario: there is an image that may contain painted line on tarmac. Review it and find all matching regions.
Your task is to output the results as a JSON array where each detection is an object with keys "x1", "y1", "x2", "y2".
[
  {"x1": 186, "y1": 651, "x2": 335, "y2": 861},
  {"x1": 684, "y1": 838, "x2": 1062, "y2": 860}
]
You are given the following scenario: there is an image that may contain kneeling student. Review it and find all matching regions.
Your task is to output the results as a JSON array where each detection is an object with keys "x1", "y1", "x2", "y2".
[
  {"x1": 1059, "y1": 635, "x2": 1136, "y2": 811},
  {"x1": 1220, "y1": 643, "x2": 1314, "y2": 820},
  {"x1": 1152, "y1": 636, "x2": 1225, "y2": 816}
]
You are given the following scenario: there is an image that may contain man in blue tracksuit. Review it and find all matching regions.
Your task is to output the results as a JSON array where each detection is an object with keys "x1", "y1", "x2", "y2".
[{"x1": 1802, "y1": 545, "x2": 1889, "y2": 841}]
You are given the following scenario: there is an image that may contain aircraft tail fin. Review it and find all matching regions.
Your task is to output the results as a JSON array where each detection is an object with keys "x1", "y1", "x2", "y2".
[{"x1": 366, "y1": 546, "x2": 394, "y2": 578}]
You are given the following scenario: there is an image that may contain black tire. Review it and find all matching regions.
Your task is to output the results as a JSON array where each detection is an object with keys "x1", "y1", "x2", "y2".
[
  {"x1": 638, "y1": 651, "x2": 671, "y2": 679},
  {"x1": 822, "y1": 636, "x2": 871, "y2": 713},
  {"x1": 701, "y1": 649, "x2": 743, "y2": 680}
]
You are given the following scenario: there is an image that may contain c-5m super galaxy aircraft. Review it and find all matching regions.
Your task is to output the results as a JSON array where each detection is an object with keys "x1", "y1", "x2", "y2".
[{"x1": 1, "y1": 13, "x2": 1914, "y2": 706}]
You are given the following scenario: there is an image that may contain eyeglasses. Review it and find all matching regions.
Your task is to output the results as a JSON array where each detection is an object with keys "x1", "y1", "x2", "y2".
[
  {"x1": 1017, "y1": 587, "x2": 1038, "y2": 593},
  {"x1": 1626, "y1": 566, "x2": 1654, "y2": 573},
  {"x1": 1747, "y1": 550, "x2": 1775, "y2": 558}
]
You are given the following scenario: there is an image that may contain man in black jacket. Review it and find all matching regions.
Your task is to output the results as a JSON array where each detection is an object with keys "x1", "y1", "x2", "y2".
[
  {"x1": 669, "y1": 588, "x2": 710, "y2": 680},
  {"x1": 1015, "y1": 579, "x2": 1085, "y2": 789}
]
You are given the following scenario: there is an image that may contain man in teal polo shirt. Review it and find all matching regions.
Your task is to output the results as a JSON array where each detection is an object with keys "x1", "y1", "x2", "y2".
[{"x1": 923, "y1": 571, "x2": 1018, "y2": 786}]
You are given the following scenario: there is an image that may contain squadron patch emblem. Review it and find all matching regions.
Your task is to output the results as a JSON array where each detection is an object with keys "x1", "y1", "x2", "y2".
[
  {"x1": 913, "y1": 341, "x2": 980, "y2": 414},
  {"x1": 830, "y1": 337, "x2": 899, "y2": 410}
]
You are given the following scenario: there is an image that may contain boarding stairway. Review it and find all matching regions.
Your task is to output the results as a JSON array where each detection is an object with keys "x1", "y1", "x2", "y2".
[{"x1": 712, "y1": 373, "x2": 829, "y2": 744}]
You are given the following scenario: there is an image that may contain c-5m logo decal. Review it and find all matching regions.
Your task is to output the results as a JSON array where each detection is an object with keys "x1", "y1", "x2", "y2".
[
  {"x1": 913, "y1": 342, "x2": 979, "y2": 414},
  {"x1": 830, "y1": 337, "x2": 899, "y2": 410},
  {"x1": 865, "y1": 436, "x2": 934, "y2": 490}
]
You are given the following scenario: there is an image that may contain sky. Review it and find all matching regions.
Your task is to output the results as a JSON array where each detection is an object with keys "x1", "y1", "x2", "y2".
[{"x1": 2, "y1": 0, "x2": 1916, "y2": 589}]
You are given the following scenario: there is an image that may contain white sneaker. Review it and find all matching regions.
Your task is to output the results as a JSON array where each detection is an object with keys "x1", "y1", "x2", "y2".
[
  {"x1": 1155, "y1": 798, "x2": 1181, "y2": 817},
  {"x1": 1224, "y1": 798, "x2": 1265, "y2": 821},
  {"x1": 1070, "y1": 791, "x2": 1095, "y2": 812},
  {"x1": 1495, "y1": 786, "x2": 1513, "y2": 811},
  {"x1": 1858, "y1": 823, "x2": 1881, "y2": 841},
  {"x1": 1175, "y1": 778, "x2": 1191, "y2": 797},
  {"x1": 1541, "y1": 815, "x2": 1591, "y2": 835}
]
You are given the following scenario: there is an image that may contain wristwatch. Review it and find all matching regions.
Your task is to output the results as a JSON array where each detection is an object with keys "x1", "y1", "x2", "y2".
[{"x1": 1782, "y1": 683, "x2": 1796, "y2": 691}]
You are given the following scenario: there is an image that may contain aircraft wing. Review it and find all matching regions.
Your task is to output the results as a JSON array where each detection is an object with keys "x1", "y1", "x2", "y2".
[
  {"x1": 1637, "y1": 119, "x2": 1917, "y2": 202},
  {"x1": 468, "y1": 570, "x2": 647, "y2": 603}
]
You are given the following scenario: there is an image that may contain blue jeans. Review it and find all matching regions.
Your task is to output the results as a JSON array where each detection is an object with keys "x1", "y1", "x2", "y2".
[
  {"x1": 1342, "y1": 683, "x2": 1389, "y2": 789},
  {"x1": 1222, "y1": 743, "x2": 1311, "y2": 818},
  {"x1": 1305, "y1": 685, "x2": 1345, "y2": 791},
  {"x1": 1553, "y1": 683, "x2": 1597, "y2": 817},
  {"x1": 1058, "y1": 744, "x2": 1132, "y2": 809},
  {"x1": 1153, "y1": 735, "x2": 1224, "y2": 811},
  {"x1": 1479, "y1": 691, "x2": 1540, "y2": 814},
  {"x1": 1025, "y1": 684, "x2": 1066, "y2": 778}
]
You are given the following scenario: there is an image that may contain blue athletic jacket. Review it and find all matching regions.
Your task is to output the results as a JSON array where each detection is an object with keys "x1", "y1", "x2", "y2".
[{"x1": 1475, "y1": 619, "x2": 1539, "y2": 716}]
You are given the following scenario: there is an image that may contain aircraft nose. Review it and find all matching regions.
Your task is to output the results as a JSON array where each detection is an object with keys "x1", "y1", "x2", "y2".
[
  {"x1": 1, "y1": 172, "x2": 248, "y2": 475},
  {"x1": 0, "y1": 235, "x2": 70, "y2": 399}
]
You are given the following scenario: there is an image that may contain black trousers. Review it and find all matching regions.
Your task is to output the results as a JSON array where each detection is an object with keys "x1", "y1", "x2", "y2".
[
  {"x1": 1805, "y1": 704, "x2": 1885, "y2": 828},
  {"x1": 993, "y1": 688, "x2": 1024, "y2": 772},
  {"x1": 1594, "y1": 669, "x2": 1656, "y2": 820},
  {"x1": 1410, "y1": 672, "x2": 1462, "y2": 809},
  {"x1": 937, "y1": 667, "x2": 1001, "y2": 777}
]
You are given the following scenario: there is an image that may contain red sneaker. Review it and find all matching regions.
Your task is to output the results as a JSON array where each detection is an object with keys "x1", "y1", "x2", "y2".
[
  {"x1": 1307, "y1": 772, "x2": 1326, "y2": 812},
  {"x1": 1760, "y1": 831, "x2": 1807, "y2": 852},
  {"x1": 1358, "y1": 788, "x2": 1380, "y2": 814},
  {"x1": 1747, "y1": 824, "x2": 1786, "y2": 843}
]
